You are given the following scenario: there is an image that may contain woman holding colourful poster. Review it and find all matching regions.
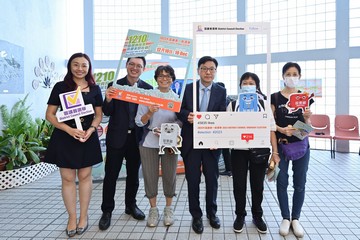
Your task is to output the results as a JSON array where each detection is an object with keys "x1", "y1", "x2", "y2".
[
  {"x1": 135, "y1": 65, "x2": 181, "y2": 228},
  {"x1": 44, "y1": 53, "x2": 103, "y2": 237}
]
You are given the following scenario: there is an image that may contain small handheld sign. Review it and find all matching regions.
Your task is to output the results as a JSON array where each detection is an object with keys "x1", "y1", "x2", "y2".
[
  {"x1": 238, "y1": 93, "x2": 258, "y2": 112},
  {"x1": 286, "y1": 92, "x2": 314, "y2": 113},
  {"x1": 56, "y1": 86, "x2": 95, "y2": 130},
  {"x1": 157, "y1": 123, "x2": 182, "y2": 155}
]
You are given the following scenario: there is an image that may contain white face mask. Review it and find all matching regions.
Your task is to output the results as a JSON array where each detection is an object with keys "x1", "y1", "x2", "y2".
[
  {"x1": 240, "y1": 85, "x2": 257, "y2": 93},
  {"x1": 284, "y1": 77, "x2": 299, "y2": 88}
]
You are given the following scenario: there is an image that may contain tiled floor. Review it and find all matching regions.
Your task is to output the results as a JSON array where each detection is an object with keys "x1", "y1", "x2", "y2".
[{"x1": 1, "y1": 149, "x2": 360, "y2": 240}]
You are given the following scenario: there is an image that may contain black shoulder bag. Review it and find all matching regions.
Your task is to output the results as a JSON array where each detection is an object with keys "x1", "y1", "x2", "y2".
[
  {"x1": 248, "y1": 99, "x2": 271, "y2": 164},
  {"x1": 248, "y1": 148, "x2": 271, "y2": 164}
]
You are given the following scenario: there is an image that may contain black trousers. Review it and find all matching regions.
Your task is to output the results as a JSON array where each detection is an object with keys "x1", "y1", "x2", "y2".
[
  {"x1": 221, "y1": 148, "x2": 232, "y2": 171},
  {"x1": 101, "y1": 132, "x2": 141, "y2": 213},
  {"x1": 231, "y1": 149, "x2": 267, "y2": 218},
  {"x1": 183, "y1": 149, "x2": 219, "y2": 218}
]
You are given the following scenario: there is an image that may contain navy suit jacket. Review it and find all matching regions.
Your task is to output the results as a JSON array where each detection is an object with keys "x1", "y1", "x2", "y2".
[
  {"x1": 102, "y1": 77, "x2": 153, "y2": 148},
  {"x1": 177, "y1": 80, "x2": 227, "y2": 159}
]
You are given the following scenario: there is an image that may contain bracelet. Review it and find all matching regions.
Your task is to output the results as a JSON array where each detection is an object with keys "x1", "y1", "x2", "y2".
[
  {"x1": 90, "y1": 125, "x2": 97, "y2": 131},
  {"x1": 272, "y1": 152, "x2": 279, "y2": 155}
]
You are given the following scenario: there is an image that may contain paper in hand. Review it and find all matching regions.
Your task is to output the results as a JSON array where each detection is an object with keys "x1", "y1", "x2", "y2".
[
  {"x1": 266, "y1": 162, "x2": 280, "y2": 182},
  {"x1": 292, "y1": 120, "x2": 314, "y2": 140}
]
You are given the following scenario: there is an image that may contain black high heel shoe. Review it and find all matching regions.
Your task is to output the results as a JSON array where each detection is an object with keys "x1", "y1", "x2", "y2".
[
  {"x1": 76, "y1": 223, "x2": 88, "y2": 235},
  {"x1": 66, "y1": 228, "x2": 77, "y2": 237},
  {"x1": 76, "y1": 216, "x2": 89, "y2": 235}
]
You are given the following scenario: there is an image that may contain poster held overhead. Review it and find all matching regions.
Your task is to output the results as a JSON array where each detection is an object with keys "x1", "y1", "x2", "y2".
[{"x1": 109, "y1": 30, "x2": 193, "y2": 112}]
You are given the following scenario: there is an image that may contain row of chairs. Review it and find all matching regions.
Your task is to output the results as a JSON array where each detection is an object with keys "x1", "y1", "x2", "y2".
[{"x1": 309, "y1": 114, "x2": 360, "y2": 158}]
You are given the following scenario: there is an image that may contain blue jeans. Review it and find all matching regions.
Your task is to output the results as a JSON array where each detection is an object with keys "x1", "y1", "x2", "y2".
[{"x1": 276, "y1": 145, "x2": 310, "y2": 220}]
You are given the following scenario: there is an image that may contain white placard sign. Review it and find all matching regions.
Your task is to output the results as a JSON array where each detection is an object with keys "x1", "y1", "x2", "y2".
[
  {"x1": 56, "y1": 87, "x2": 94, "y2": 130},
  {"x1": 193, "y1": 22, "x2": 271, "y2": 149},
  {"x1": 195, "y1": 111, "x2": 271, "y2": 148}
]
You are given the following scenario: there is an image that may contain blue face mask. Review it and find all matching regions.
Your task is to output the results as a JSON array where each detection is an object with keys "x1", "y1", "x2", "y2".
[{"x1": 240, "y1": 85, "x2": 257, "y2": 93}]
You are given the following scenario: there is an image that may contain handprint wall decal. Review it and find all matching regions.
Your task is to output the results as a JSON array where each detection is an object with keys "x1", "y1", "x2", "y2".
[{"x1": 32, "y1": 56, "x2": 64, "y2": 89}]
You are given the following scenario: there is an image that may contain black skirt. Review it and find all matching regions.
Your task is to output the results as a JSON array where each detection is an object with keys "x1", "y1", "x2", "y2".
[
  {"x1": 44, "y1": 127, "x2": 103, "y2": 169},
  {"x1": 44, "y1": 82, "x2": 104, "y2": 169}
]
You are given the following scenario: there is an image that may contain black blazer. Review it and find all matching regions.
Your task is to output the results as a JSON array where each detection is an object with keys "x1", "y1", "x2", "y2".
[
  {"x1": 177, "y1": 80, "x2": 227, "y2": 159},
  {"x1": 102, "y1": 77, "x2": 153, "y2": 148}
]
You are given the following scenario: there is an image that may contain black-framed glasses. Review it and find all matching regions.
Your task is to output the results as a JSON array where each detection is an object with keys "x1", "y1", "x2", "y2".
[
  {"x1": 200, "y1": 67, "x2": 216, "y2": 73},
  {"x1": 128, "y1": 62, "x2": 144, "y2": 69},
  {"x1": 157, "y1": 75, "x2": 172, "y2": 80}
]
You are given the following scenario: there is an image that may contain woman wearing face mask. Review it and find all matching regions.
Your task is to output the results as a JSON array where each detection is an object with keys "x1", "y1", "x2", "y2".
[
  {"x1": 227, "y1": 72, "x2": 280, "y2": 234},
  {"x1": 270, "y1": 62, "x2": 313, "y2": 238}
]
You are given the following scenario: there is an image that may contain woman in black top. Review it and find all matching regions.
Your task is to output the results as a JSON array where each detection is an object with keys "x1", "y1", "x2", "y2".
[
  {"x1": 271, "y1": 62, "x2": 313, "y2": 238},
  {"x1": 228, "y1": 72, "x2": 279, "y2": 234},
  {"x1": 45, "y1": 53, "x2": 103, "y2": 237}
]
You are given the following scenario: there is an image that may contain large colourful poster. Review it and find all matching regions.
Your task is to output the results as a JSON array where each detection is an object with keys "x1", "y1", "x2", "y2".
[{"x1": 110, "y1": 30, "x2": 193, "y2": 112}]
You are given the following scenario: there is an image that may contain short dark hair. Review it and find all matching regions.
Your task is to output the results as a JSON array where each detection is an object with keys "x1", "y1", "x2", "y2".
[
  {"x1": 239, "y1": 72, "x2": 260, "y2": 89},
  {"x1": 126, "y1": 57, "x2": 146, "y2": 68},
  {"x1": 282, "y1": 62, "x2": 301, "y2": 76},
  {"x1": 197, "y1": 56, "x2": 218, "y2": 68},
  {"x1": 239, "y1": 72, "x2": 267, "y2": 100},
  {"x1": 154, "y1": 65, "x2": 176, "y2": 81}
]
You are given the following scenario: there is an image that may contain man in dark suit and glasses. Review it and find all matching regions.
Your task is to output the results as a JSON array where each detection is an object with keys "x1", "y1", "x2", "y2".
[
  {"x1": 177, "y1": 56, "x2": 227, "y2": 234},
  {"x1": 99, "y1": 57, "x2": 153, "y2": 230}
]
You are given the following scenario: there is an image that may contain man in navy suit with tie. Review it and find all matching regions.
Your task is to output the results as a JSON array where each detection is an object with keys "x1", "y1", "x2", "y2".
[
  {"x1": 177, "y1": 56, "x2": 227, "y2": 234},
  {"x1": 99, "y1": 57, "x2": 153, "y2": 230}
]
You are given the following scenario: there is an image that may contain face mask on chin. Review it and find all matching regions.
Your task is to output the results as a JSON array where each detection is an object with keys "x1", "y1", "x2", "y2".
[
  {"x1": 240, "y1": 85, "x2": 257, "y2": 93},
  {"x1": 284, "y1": 77, "x2": 299, "y2": 88}
]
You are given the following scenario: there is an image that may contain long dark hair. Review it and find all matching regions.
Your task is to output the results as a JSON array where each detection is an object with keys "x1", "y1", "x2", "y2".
[
  {"x1": 239, "y1": 72, "x2": 267, "y2": 100},
  {"x1": 64, "y1": 53, "x2": 95, "y2": 91}
]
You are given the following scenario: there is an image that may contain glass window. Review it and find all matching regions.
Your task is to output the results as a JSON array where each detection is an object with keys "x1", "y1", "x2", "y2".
[
  {"x1": 246, "y1": 0, "x2": 336, "y2": 54},
  {"x1": 350, "y1": 0, "x2": 360, "y2": 46},
  {"x1": 93, "y1": 0, "x2": 161, "y2": 60},
  {"x1": 349, "y1": 59, "x2": 360, "y2": 152},
  {"x1": 169, "y1": 0, "x2": 237, "y2": 58}
]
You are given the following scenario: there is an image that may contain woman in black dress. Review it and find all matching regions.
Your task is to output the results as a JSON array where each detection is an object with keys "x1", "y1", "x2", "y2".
[{"x1": 45, "y1": 53, "x2": 103, "y2": 237}]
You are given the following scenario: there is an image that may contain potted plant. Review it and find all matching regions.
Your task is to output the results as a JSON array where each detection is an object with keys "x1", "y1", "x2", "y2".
[
  {"x1": 33, "y1": 117, "x2": 54, "y2": 161},
  {"x1": 0, "y1": 151, "x2": 8, "y2": 171},
  {"x1": 0, "y1": 94, "x2": 47, "y2": 170}
]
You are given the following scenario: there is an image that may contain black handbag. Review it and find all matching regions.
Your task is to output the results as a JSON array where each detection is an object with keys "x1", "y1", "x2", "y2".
[{"x1": 249, "y1": 148, "x2": 271, "y2": 164}]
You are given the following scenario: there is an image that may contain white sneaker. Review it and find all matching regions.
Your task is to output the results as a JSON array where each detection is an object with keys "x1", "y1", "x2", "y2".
[
  {"x1": 292, "y1": 219, "x2": 304, "y2": 238},
  {"x1": 279, "y1": 219, "x2": 291, "y2": 236},
  {"x1": 147, "y1": 207, "x2": 159, "y2": 227},
  {"x1": 163, "y1": 206, "x2": 174, "y2": 226}
]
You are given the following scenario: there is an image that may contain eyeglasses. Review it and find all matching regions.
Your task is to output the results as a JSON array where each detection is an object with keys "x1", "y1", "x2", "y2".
[
  {"x1": 157, "y1": 75, "x2": 172, "y2": 80},
  {"x1": 128, "y1": 62, "x2": 144, "y2": 69},
  {"x1": 200, "y1": 67, "x2": 216, "y2": 73}
]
